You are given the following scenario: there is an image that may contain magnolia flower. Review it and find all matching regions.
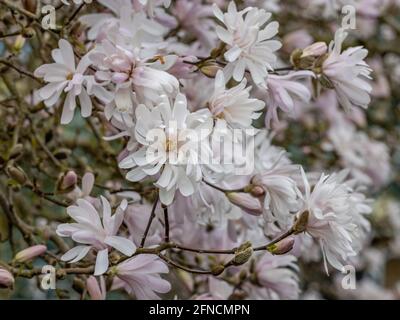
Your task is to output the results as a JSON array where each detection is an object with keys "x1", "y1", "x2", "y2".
[
  {"x1": 56, "y1": 196, "x2": 136, "y2": 275},
  {"x1": 213, "y1": 1, "x2": 281, "y2": 84},
  {"x1": 90, "y1": 39, "x2": 179, "y2": 106},
  {"x1": 34, "y1": 39, "x2": 111, "y2": 124},
  {"x1": 247, "y1": 253, "x2": 299, "y2": 299},
  {"x1": 171, "y1": 0, "x2": 217, "y2": 49},
  {"x1": 297, "y1": 168, "x2": 371, "y2": 273},
  {"x1": 80, "y1": 0, "x2": 166, "y2": 41},
  {"x1": 112, "y1": 254, "x2": 171, "y2": 299},
  {"x1": 322, "y1": 29, "x2": 372, "y2": 111},
  {"x1": 208, "y1": 71, "x2": 264, "y2": 128},
  {"x1": 251, "y1": 163, "x2": 300, "y2": 229},
  {"x1": 119, "y1": 93, "x2": 214, "y2": 205},
  {"x1": 263, "y1": 71, "x2": 313, "y2": 127}
]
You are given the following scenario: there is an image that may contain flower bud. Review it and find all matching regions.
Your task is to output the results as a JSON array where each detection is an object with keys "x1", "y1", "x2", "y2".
[
  {"x1": 22, "y1": 0, "x2": 37, "y2": 13},
  {"x1": 6, "y1": 165, "x2": 27, "y2": 185},
  {"x1": 13, "y1": 35, "x2": 26, "y2": 53},
  {"x1": 57, "y1": 170, "x2": 77, "y2": 193},
  {"x1": 211, "y1": 264, "x2": 225, "y2": 276},
  {"x1": 9, "y1": 144, "x2": 24, "y2": 159},
  {"x1": 246, "y1": 184, "x2": 265, "y2": 197},
  {"x1": 231, "y1": 241, "x2": 253, "y2": 266},
  {"x1": 200, "y1": 60, "x2": 222, "y2": 78},
  {"x1": 301, "y1": 42, "x2": 327, "y2": 58},
  {"x1": 86, "y1": 276, "x2": 106, "y2": 300},
  {"x1": 293, "y1": 210, "x2": 309, "y2": 234},
  {"x1": 227, "y1": 192, "x2": 263, "y2": 216},
  {"x1": 15, "y1": 245, "x2": 47, "y2": 263},
  {"x1": 267, "y1": 236, "x2": 295, "y2": 255},
  {"x1": 0, "y1": 268, "x2": 14, "y2": 289}
]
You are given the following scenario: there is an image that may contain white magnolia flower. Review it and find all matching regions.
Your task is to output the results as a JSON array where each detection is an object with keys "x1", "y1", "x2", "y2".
[
  {"x1": 119, "y1": 93, "x2": 214, "y2": 205},
  {"x1": 208, "y1": 70, "x2": 264, "y2": 128},
  {"x1": 34, "y1": 39, "x2": 112, "y2": 124},
  {"x1": 322, "y1": 29, "x2": 372, "y2": 111},
  {"x1": 298, "y1": 168, "x2": 371, "y2": 273},
  {"x1": 213, "y1": 1, "x2": 281, "y2": 84},
  {"x1": 56, "y1": 196, "x2": 136, "y2": 276}
]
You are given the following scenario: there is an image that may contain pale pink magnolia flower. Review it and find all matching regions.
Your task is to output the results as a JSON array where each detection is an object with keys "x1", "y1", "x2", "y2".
[
  {"x1": 208, "y1": 70, "x2": 264, "y2": 128},
  {"x1": 34, "y1": 39, "x2": 112, "y2": 124},
  {"x1": 327, "y1": 120, "x2": 391, "y2": 188},
  {"x1": 112, "y1": 255, "x2": 171, "y2": 299},
  {"x1": 322, "y1": 29, "x2": 372, "y2": 111},
  {"x1": 124, "y1": 203, "x2": 162, "y2": 246},
  {"x1": 213, "y1": 1, "x2": 281, "y2": 84},
  {"x1": 297, "y1": 168, "x2": 371, "y2": 273},
  {"x1": 86, "y1": 276, "x2": 106, "y2": 300},
  {"x1": 133, "y1": 0, "x2": 171, "y2": 17},
  {"x1": 80, "y1": 0, "x2": 166, "y2": 41},
  {"x1": 263, "y1": 71, "x2": 313, "y2": 127},
  {"x1": 247, "y1": 253, "x2": 299, "y2": 300},
  {"x1": 251, "y1": 163, "x2": 300, "y2": 230},
  {"x1": 170, "y1": 0, "x2": 217, "y2": 49},
  {"x1": 195, "y1": 277, "x2": 233, "y2": 300},
  {"x1": 56, "y1": 196, "x2": 136, "y2": 276},
  {"x1": 282, "y1": 30, "x2": 313, "y2": 54},
  {"x1": 90, "y1": 39, "x2": 179, "y2": 106}
]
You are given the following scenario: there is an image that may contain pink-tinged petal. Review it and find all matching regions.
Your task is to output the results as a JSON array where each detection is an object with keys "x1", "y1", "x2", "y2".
[
  {"x1": 61, "y1": 91, "x2": 76, "y2": 124},
  {"x1": 94, "y1": 248, "x2": 109, "y2": 276},
  {"x1": 58, "y1": 39, "x2": 76, "y2": 71},
  {"x1": 104, "y1": 236, "x2": 136, "y2": 256},
  {"x1": 81, "y1": 172, "x2": 95, "y2": 196},
  {"x1": 78, "y1": 89, "x2": 92, "y2": 118},
  {"x1": 61, "y1": 245, "x2": 91, "y2": 263}
]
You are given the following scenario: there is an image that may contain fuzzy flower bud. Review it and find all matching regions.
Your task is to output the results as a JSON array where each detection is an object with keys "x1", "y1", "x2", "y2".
[
  {"x1": 0, "y1": 268, "x2": 14, "y2": 289},
  {"x1": 15, "y1": 245, "x2": 47, "y2": 263},
  {"x1": 267, "y1": 236, "x2": 295, "y2": 255},
  {"x1": 301, "y1": 42, "x2": 328, "y2": 58},
  {"x1": 58, "y1": 170, "x2": 77, "y2": 193},
  {"x1": 199, "y1": 60, "x2": 222, "y2": 78},
  {"x1": 232, "y1": 241, "x2": 253, "y2": 266}
]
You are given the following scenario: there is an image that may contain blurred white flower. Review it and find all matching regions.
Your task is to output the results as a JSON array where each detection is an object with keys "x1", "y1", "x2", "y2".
[
  {"x1": 247, "y1": 253, "x2": 299, "y2": 299},
  {"x1": 263, "y1": 71, "x2": 313, "y2": 127},
  {"x1": 57, "y1": 196, "x2": 136, "y2": 275},
  {"x1": 213, "y1": 1, "x2": 281, "y2": 84}
]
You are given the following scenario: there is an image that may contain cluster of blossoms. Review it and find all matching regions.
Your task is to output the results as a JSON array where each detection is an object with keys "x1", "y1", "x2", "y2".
[{"x1": 2, "y1": 0, "x2": 398, "y2": 300}]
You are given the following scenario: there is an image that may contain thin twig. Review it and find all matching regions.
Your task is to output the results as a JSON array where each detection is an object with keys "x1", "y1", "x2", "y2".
[{"x1": 140, "y1": 196, "x2": 159, "y2": 247}]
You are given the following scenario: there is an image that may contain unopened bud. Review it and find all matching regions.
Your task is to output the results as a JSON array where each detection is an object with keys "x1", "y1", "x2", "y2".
[
  {"x1": 211, "y1": 264, "x2": 225, "y2": 276},
  {"x1": 227, "y1": 192, "x2": 263, "y2": 216},
  {"x1": 57, "y1": 170, "x2": 77, "y2": 193},
  {"x1": 22, "y1": 0, "x2": 37, "y2": 13},
  {"x1": 232, "y1": 241, "x2": 253, "y2": 266},
  {"x1": 247, "y1": 185, "x2": 265, "y2": 197},
  {"x1": 293, "y1": 210, "x2": 309, "y2": 234},
  {"x1": 9, "y1": 144, "x2": 24, "y2": 159},
  {"x1": 302, "y1": 42, "x2": 327, "y2": 58},
  {"x1": 200, "y1": 60, "x2": 222, "y2": 78},
  {"x1": 0, "y1": 268, "x2": 14, "y2": 289},
  {"x1": 15, "y1": 244, "x2": 47, "y2": 263},
  {"x1": 22, "y1": 27, "x2": 35, "y2": 38},
  {"x1": 6, "y1": 166, "x2": 27, "y2": 185},
  {"x1": 13, "y1": 35, "x2": 26, "y2": 53},
  {"x1": 267, "y1": 236, "x2": 295, "y2": 255}
]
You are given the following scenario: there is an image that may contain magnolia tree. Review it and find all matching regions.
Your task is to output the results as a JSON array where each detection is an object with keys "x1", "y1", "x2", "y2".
[{"x1": 0, "y1": 0, "x2": 399, "y2": 300}]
